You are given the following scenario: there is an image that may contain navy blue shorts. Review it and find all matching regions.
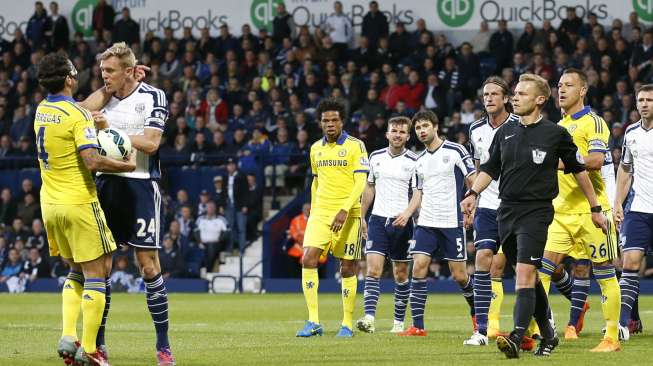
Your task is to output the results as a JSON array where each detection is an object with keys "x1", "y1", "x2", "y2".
[
  {"x1": 473, "y1": 207, "x2": 499, "y2": 252},
  {"x1": 96, "y1": 175, "x2": 163, "y2": 249},
  {"x1": 365, "y1": 214, "x2": 412, "y2": 261},
  {"x1": 622, "y1": 211, "x2": 653, "y2": 253},
  {"x1": 411, "y1": 225, "x2": 466, "y2": 261}
]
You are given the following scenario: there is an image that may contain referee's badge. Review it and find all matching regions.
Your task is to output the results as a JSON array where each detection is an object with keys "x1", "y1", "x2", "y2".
[{"x1": 532, "y1": 148, "x2": 546, "y2": 164}]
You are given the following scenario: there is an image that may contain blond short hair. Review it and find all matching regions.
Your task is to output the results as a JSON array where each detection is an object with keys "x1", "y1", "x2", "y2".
[
  {"x1": 519, "y1": 73, "x2": 551, "y2": 100},
  {"x1": 97, "y1": 42, "x2": 136, "y2": 69},
  {"x1": 388, "y1": 116, "x2": 412, "y2": 130}
]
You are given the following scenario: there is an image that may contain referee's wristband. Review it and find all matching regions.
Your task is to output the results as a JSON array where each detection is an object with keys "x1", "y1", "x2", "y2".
[
  {"x1": 464, "y1": 189, "x2": 479, "y2": 199},
  {"x1": 590, "y1": 205, "x2": 602, "y2": 213}
]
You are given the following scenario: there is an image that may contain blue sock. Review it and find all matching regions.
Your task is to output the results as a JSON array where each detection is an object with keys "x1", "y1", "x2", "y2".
[
  {"x1": 363, "y1": 276, "x2": 380, "y2": 317},
  {"x1": 460, "y1": 275, "x2": 475, "y2": 315},
  {"x1": 393, "y1": 280, "x2": 410, "y2": 322},
  {"x1": 473, "y1": 271, "x2": 491, "y2": 335},
  {"x1": 410, "y1": 278, "x2": 428, "y2": 329},
  {"x1": 144, "y1": 273, "x2": 170, "y2": 350},
  {"x1": 553, "y1": 268, "x2": 573, "y2": 301},
  {"x1": 568, "y1": 276, "x2": 590, "y2": 327},
  {"x1": 96, "y1": 278, "x2": 111, "y2": 347},
  {"x1": 619, "y1": 269, "x2": 640, "y2": 327}
]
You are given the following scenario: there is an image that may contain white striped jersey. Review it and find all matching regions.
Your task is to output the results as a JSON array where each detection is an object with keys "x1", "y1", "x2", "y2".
[
  {"x1": 468, "y1": 113, "x2": 520, "y2": 210},
  {"x1": 621, "y1": 121, "x2": 653, "y2": 213},
  {"x1": 367, "y1": 148, "x2": 418, "y2": 218},
  {"x1": 100, "y1": 82, "x2": 169, "y2": 180},
  {"x1": 601, "y1": 152, "x2": 616, "y2": 207},
  {"x1": 414, "y1": 141, "x2": 475, "y2": 228}
]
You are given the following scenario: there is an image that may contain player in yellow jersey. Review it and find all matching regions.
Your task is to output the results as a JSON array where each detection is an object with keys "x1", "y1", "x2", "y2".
[
  {"x1": 296, "y1": 98, "x2": 369, "y2": 338},
  {"x1": 538, "y1": 68, "x2": 621, "y2": 352},
  {"x1": 35, "y1": 52, "x2": 135, "y2": 366}
]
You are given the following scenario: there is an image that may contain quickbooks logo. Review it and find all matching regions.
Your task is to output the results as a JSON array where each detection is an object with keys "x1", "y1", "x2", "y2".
[
  {"x1": 634, "y1": 0, "x2": 653, "y2": 22},
  {"x1": 251, "y1": 0, "x2": 284, "y2": 32},
  {"x1": 437, "y1": 0, "x2": 474, "y2": 27},
  {"x1": 72, "y1": 0, "x2": 95, "y2": 37}
]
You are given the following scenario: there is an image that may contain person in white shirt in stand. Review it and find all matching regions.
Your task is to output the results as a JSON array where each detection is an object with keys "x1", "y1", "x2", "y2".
[
  {"x1": 324, "y1": 1, "x2": 353, "y2": 59},
  {"x1": 195, "y1": 201, "x2": 228, "y2": 273}
]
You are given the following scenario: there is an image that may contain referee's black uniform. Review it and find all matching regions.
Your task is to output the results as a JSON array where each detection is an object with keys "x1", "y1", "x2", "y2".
[
  {"x1": 480, "y1": 115, "x2": 585, "y2": 354},
  {"x1": 481, "y1": 116, "x2": 585, "y2": 267}
]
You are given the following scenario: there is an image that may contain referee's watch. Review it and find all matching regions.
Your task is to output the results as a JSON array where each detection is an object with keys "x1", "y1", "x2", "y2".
[{"x1": 590, "y1": 205, "x2": 602, "y2": 213}]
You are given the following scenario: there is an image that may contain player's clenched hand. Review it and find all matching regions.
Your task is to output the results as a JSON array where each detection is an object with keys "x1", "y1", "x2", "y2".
[
  {"x1": 133, "y1": 64, "x2": 150, "y2": 81},
  {"x1": 460, "y1": 195, "x2": 476, "y2": 215},
  {"x1": 613, "y1": 206, "x2": 624, "y2": 230},
  {"x1": 330, "y1": 209, "x2": 348, "y2": 232},
  {"x1": 591, "y1": 212, "x2": 608, "y2": 234},
  {"x1": 392, "y1": 212, "x2": 410, "y2": 227},
  {"x1": 361, "y1": 220, "x2": 368, "y2": 240},
  {"x1": 91, "y1": 111, "x2": 109, "y2": 129},
  {"x1": 463, "y1": 209, "x2": 475, "y2": 229}
]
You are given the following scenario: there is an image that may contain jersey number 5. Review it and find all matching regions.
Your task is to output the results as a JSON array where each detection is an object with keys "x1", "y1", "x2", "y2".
[{"x1": 36, "y1": 126, "x2": 49, "y2": 168}]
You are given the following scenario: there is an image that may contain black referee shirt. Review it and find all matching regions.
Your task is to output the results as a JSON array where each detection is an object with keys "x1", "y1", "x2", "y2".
[{"x1": 480, "y1": 116, "x2": 585, "y2": 203}]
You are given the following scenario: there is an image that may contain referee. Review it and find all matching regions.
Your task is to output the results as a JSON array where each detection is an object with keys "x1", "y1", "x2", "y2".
[{"x1": 460, "y1": 74, "x2": 607, "y2": 358}]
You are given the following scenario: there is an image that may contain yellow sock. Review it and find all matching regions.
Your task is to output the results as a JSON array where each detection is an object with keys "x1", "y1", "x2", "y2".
[
  {"x1": 302, "y1": 268, "x2": 320, "y2": 324},
  {"x1": 62, "y1": 272, "x2": 84, "y2": 338},
  {"x1": 341, "y1": 275, "x2": 357, "y2": 329},
  {"x1": 488, "y1": 278, "x2": 503, "y2": 331},
  {"x1": 81, "y1": 279, "x2": 106, "y2": 354},
  {"x1": 595, "y1": 266, "x2": 621, "y2": 341},
  {"x1": 539, "y1": 265, "x2": 553, "y2": 295}
]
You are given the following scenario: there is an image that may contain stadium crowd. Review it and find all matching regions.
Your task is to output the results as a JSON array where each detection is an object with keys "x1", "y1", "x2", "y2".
[{"x1": 2, "y1": 1, "x2": 653, "y2": 286}]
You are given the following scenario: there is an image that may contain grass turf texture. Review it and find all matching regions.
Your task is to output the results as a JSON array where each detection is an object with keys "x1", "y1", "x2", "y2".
[{"x1": 1, "y1": 293, "x2": 651, "y2": 365}]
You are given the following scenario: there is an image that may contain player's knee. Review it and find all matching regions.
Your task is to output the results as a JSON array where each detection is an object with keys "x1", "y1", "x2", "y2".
[
  {"x1": 366, "y1": 265, "x2": 382, "y2": 278},
  {"x1": 393, "y1": 265, "x2": 409, "y2": 283},
  {"x1": 451, "y1": 269, "x2": 468, "y2": 285},
  {"x1": 340, "y1": 261, "x2": 356, "y2": 278},
  {"x1": 140, "y1": 264, "x2": 159, "y2": 279},
  {"x1": 475, "y1": 249, "x2": 493, "y2": 270}
]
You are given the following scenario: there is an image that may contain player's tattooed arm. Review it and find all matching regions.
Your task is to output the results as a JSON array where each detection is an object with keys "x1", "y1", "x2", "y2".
[
  {"x1": 79, "y1": 147, "x2": 136, "y2": 173},
  {"x1": 130, "y1": 128, "x2": 163, "y2": 155}
]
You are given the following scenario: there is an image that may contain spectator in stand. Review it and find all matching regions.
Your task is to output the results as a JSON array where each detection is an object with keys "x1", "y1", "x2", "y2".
[
  {"x1": 195, "y1": 201, "x2": 228, "y2": 272},
  {"x1": 324, "y1": 1, "x2": 352, "y2": 59},
  {"x1": 46, "y1": 1, "x2": 69, "y2": 51},
  {"x1": 424, "y1": 73, "x2": 447, "y2": 120},
  {"x1": 0, "y1": 237, "x2": 7, "y2": 269},
  {"x1": 379, "y1": 72, "x2": 406, "y2": 111},
  {"x1": 0, "y1": 188, "x2": 17, "y2": 226},
  {"x1": 92, "y1": 0, "x2": 115, "y2": 39},
  {"x1": 26, "y1": 218, "x2": 47, "y2": 257},
  {"x1": 490, "y1": 19, "x2": 514, "y2": 74},
  {"x1": 26, "y1": 1, "x2": 49, "y2": 50},
  {"x1": 457, "y1": 42, "x2": 481, "y2": 99},
  {"x1": 608, "y1": 122, "x2": 625, "y2": 149},
  {"x1": 113, "y1": 7, "x2": 140, "y2": 46},
  {"x1": 10, "y1": 106, "x2": 32, "y2": 144},
  {"x1": 16, "y1": 192, "x2": 39, "y2": 225},
  {"x1": 198, "y1": 89, "x2": 228, "y2": 127},
  {"x1": 265, "y1": 127, "x2": 294, "y2": 190},
  {"x1": 197, "y1": 190, "x2": 211, "y2": 217},
  {"x1": 216, "y1": 24, "x2": 238, "y2": 60},
  {"x1": 404, "y1": 70, "x2": 425, "y2": 111},
  {"x1": 244, "y1": 174, "x2": 263, "y2": 242},
  {"x1": 22, "y1": 247, "x2": 49, "y2": 282},
  {"x1": 212, "y1": 176, "x2": 228, "y2": 213},
  {"x1": 0, "y1": 135, "x2": 12, "y2": 157},
  {"x1": 286, "y1": 203, "x2": 310, "y2": 262},
  {"x1": 5, "y1": 217, "x2": 29, "y2": 244},
  {"x1": 159, "y1": 234, "x2": 187, "y2": 278},
  {"x1": 388, "y1": 22, "x2": 412, "y2": 64},
  {"x1": 460, "y1": 99, "x2": 476, "y2": 125},
  {"x1": 272, "y1": 3, "x2": 296, "y2": 44},
  {"x1": 176, "y1": 205, "x2": 195, "y2": 240},
  {"x1": 362, "y1": 1, "x2": 389, "y2": 49},
  {"x1": 225, "y1": 158, "x2": 248, "y2": 254},
  {"x1": 439, "y1": 56, "x2": 462, "y2": 114},
  {"x1": 0, "y1": 248, "x2": 25, "y2": 291},
  {"x1": 559, "y1": 7, "x2": 583, "y2": 35},
  {"x1": 469, "y1": 21, "x2": 491, "y2": 54}
]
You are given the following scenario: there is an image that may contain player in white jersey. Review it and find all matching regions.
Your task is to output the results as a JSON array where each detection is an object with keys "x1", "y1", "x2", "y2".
[
  {"x1": 93, "y1": 43, "x2": 175, "y2": 366},
  {"x1": 464, "y1": 77, "x2": 519, "y2": 345},
  {"x1": 398, "y1": 110, "x2": 476, "y2": 336},
  {"x1": 614, "y1": 84, "x2": 653, "y2": 341},
  {"x1": 355, "y1": 117, "x2": 418, "y2": 334}
]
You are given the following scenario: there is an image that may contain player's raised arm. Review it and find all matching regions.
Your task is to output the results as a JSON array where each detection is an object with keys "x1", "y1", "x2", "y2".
[{"x1": 77, "y1": 87, "x2": 112, "y2": 112}]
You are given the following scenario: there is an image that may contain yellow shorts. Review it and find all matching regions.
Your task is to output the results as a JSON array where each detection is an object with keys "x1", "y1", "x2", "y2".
[
  {"x1": 545, "y1": 210, "x2": 618, "y2": 263},
  {"x1": 42, "y1": 201, "x2": 117, "y2": 263},
  {"x1": 303, "y1": 214, "x2": 363, "y2": 260}
]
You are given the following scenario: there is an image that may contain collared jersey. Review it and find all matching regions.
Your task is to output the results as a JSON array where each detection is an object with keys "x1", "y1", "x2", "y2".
[
  {"x1": 481, "y1": 117, "x2": 585, "y2": 203},
  {"x1": 310, "y1": 132, "x2": 369, "y2": 217},
  {"x1": 469, "y1": 113, "x2": 520, "y2": 210},
  {"x1": 622, "y1": 120, "x2": 653, "y2": 213},
  {"x1": 100, "y1": 82, "x2": 168, "y2": 180},
  {"x1": 414, "y1": 141, "x2": 475, "y2": 228},
  {"x1": 554, "y1": 107, "x2": 611, "y2": 213},
  {"x1": 34, "y1": 94, "x2": 99, "y2": 204},
  {"x1": 367, "y1": 147, "x2": 418, "y2": 218}
]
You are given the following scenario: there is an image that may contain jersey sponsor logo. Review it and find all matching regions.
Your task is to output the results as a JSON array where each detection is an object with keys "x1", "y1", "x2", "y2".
[
  {"x1": 532, "y1": 149, "x2": 546, "y2": 164},
  {"x1": 316, "y1": 159, "x2": 348, "y2": 168},
  {"x1": 84, "y1": 127, "x2": 96, "y2": 140}
]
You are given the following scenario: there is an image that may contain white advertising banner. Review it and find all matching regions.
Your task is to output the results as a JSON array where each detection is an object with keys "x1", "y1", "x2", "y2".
[{"x1": 1, "y1": 0, "x2": 653, "y2": 41}]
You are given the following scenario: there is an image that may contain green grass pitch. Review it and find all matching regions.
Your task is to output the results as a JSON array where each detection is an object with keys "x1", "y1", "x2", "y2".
[{"x1": 1, "y1": 293, "x2": 652, "y2": 365}]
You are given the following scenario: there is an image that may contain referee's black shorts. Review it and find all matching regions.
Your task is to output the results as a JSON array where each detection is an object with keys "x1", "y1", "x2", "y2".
[{"x1": 497, "y1": 201, "x2": 554, "y2": 268}]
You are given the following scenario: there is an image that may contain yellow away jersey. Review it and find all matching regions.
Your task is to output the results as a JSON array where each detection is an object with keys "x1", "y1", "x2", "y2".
[
  {"x1": 34, "y1": 94, "x2": 100, "y2": 204},
  {"x1": 554, "y1": 106, "x2": 610, "y2": 213},
  {"x1": 310, "y1": 132, "x2": 369, "y2": 217}
]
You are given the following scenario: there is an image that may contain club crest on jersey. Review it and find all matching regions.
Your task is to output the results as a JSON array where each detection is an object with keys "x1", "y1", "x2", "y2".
[
  {"x1": 84, "y1": 127, "x2": 96, "y2": 140},
  {"x1": 532, "y1": 148, "x2": 546, "y2": 164},
  {"x1": 338, "y1": 149, "x2": 347, "y2": 157},
  {"x1": 135, "y1": 103, "x2": 146, "y2": 114},
  {"x1": 568, "y1": 124, "x2": 577, "y2": 133},
  {"x1": 442, "y1": 155, "x2": 450, "y2": 163},
  {"x1": 366, "y1": 240, "x2": 373, "y2": 249}
]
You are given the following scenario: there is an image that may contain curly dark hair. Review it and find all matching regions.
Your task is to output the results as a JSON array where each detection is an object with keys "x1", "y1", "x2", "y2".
[
  {"x1": 315, "y1": 98, "x2": 347, "y2": 122},
  {"x1": 411, "y1": 110, "x2": 439, "y2": 127},
  {"x1": 37, "y1": 52, "x2": 73, "y2": 94}
]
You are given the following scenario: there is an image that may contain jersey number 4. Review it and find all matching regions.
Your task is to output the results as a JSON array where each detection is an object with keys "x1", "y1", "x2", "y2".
[{"x1": 36, "y1": 126, "x2": 49, "y2": 168}]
